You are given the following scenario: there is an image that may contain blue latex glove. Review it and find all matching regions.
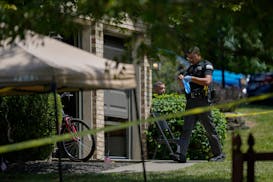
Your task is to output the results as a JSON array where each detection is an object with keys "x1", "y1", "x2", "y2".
[
  {"x1": 184, "y1": 75, "x2": 192, "y2": 82},
  {"x1": 182, "y1": 79, "x2": 191, "y2": 94}
]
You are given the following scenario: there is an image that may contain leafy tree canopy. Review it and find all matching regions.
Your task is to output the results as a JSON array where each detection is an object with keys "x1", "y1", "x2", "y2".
[{"x1": 1, "y1": 0, "x2": 273, "y2": 76}]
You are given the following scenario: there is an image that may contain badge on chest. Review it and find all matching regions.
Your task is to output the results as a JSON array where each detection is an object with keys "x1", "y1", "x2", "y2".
[{"x1": 196, "y1": 66, "x2": 203, "y2": 71}]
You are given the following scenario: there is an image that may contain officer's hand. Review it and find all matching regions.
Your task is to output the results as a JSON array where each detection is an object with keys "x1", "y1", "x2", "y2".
[
  {"x1": 178, "y1": 74, "x2": 184, "y2": 80},
  {"x1": 184, "y1": 75, "x2": 192, "y2": 82}
]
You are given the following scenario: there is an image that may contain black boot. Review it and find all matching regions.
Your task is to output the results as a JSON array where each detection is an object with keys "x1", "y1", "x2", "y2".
[
  {"x1": 170, "y1": 153, "x2": 186, "y2": 163},
  {"x1": 169, "y1": 153, "x2": 179, "y2": 161},
  {"x1": 178, "y1": 153, "x2": 187, "y2": 163}
]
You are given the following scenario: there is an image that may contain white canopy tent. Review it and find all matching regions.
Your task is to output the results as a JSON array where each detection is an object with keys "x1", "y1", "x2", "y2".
[
  {"x1": 0, "y1": 32, "x2": 146, "y2": 181},
  {"x1": 0, "y1": 32, "x2": 136, "y2": 95}
]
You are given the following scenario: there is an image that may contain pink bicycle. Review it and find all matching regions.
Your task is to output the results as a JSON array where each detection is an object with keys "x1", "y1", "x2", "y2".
[{"x1": 60, "y1": 92, "x2": 95, "y2": 162}]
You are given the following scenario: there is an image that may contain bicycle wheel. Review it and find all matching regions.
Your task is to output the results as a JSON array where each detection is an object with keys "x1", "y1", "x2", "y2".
[{"x1": 61, "y1": 118, "x2": 96, "y2": 162}]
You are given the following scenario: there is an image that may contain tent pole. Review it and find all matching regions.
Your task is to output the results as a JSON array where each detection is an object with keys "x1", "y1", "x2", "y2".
[
  {"x1": 51, "y1": 82, "x2": 63, "y2": 182},
  {"x1": 133, "y1": 89, "x2": 147, "y2": 182}
]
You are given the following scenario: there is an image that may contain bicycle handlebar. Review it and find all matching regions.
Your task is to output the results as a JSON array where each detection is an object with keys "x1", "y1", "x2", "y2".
[{"x1": 60, "y1": 92, "x2": 73, "y2": 99}]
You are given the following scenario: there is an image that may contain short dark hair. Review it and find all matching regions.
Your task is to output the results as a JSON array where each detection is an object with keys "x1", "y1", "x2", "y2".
[
  {"x1": 153, "y1": 81, "x2": 164, "y2": 89},
  {"x1": 187, "y1": 46, "x2": 200, "y2": 55},
  {"x1": 153, "y1": 81, "x2": 165, "y2": 95}
]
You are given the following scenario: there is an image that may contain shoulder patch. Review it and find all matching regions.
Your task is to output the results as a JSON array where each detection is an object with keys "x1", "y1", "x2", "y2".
[{"x1": 206, "y1": 64, "x2": 213, "y2": 70}]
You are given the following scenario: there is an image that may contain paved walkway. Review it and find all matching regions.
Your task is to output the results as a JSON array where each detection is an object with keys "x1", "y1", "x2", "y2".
[{"x1": 101, "y1": 160, "x2": 206, "y2": 173}]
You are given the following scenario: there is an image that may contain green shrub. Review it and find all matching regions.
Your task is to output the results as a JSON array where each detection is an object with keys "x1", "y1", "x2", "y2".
[
  {"x1": 0, "y1": 93, "x2": 62, "y2": 162},
  {"x1": 147, "y1": 93, "x2": 227, "y2": 160}
]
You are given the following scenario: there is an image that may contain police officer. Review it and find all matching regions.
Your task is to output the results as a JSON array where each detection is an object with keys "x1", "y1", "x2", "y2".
[{"x1": 175, "y1": 46, "x2": 225, "y2": 163}]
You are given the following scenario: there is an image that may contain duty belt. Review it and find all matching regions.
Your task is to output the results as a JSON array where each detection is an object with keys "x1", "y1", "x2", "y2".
[{"x1": 186, "y1": 89, "x2": 206, "y2": 99}]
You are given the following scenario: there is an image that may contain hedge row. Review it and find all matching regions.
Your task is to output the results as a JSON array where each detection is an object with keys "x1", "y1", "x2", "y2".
[{"x1": 0, "y1": 94, "x2": 62, "y2": 162}]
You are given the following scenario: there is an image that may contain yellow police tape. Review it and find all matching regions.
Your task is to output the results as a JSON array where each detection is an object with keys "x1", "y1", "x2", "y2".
[
  {"x1": 0, "y1": 92, "x2": 273, "y2": 154},
  {"x1": 0, "y1": 87, "x2": 12, "y2": 93},
  {"x1": 224, "y1": 110, "x2": 273, "y2": 118}
]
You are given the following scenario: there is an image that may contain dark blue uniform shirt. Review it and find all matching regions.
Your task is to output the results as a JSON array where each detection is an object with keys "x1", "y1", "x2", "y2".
[{"x1": 185, "y1": 60, "x2": 214, "y2": 91}]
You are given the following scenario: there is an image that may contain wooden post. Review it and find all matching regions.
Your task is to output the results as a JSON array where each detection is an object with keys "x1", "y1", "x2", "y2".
[
  {"x1": 232, "y1": 132, "x2": 273, "y2": 182},
  {"x1": 232, "y1": 133, "x2": 244, "y2": 182},
  {"x1": 247, "y1": 134, "x2": 255, "y2": 182}
]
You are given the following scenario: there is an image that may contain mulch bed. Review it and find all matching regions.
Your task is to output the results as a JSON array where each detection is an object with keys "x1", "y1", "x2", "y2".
[{"x1": 3, "y1": 159, "x2": 133, "y2": 174}]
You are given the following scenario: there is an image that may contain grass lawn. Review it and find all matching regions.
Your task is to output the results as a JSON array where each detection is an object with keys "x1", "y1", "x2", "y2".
[{"x1": 1, "y1": 104, "x2": 273, "y2": 182}]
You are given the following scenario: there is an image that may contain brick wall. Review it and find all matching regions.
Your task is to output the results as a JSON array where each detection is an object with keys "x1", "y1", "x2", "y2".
[
  {"x1": 90, "y1": 22, "x2": 105, "y2": 160},
  {"x1": 139, "y1": 56, "x2": 152, "y2": 159},
  {"x1": 80, "y1": 18, "x2": 152, "y2": 160},
  {"x1": 91, "y1": 90, "x2": 105, "y2": 160}
]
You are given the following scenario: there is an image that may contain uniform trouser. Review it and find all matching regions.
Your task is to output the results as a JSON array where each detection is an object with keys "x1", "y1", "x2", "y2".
[{"x1": 179, "y1": 98, "x2": 222, "y2": 157}]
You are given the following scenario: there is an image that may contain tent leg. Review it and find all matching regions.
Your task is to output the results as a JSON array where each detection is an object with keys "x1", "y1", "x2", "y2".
[
  {"x1": 133, "y1": 89, "x2": 147, "y2": 182},
  {"x1": 52, "y1": 82, "x2": 63, "y2": 182}
]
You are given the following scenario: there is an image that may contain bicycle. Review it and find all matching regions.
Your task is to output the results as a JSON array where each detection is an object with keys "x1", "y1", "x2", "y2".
[{"x1": 59, "y1": 92, "x2": 96, "y2": 162}]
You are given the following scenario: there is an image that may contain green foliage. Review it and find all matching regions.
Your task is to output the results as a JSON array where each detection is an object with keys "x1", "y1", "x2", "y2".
[
  {"x1": 152, "y1": 51, "x2": 182, "y2": 94},
  {"x1": 0, "y1": 93, "x2": 62, "y2": 162},
  {"x1": 2, "y1": 0, "x2": 273, "y2": 74},
  {"x1": 147, "y1": 93, "x2": 227, "y2": 160}
]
